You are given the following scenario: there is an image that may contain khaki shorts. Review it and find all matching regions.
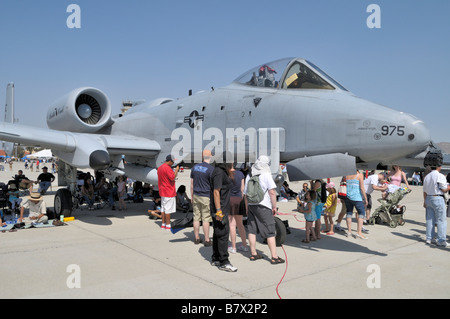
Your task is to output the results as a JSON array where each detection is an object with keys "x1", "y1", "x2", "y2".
[{"x1": 193, "y1": 195, "x2": 212, "y2": 222}]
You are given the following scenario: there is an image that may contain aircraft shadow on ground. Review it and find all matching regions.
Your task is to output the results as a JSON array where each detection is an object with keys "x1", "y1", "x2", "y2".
[{"x1": 67, "y1": 201, "x2": 151, "y2": 226}]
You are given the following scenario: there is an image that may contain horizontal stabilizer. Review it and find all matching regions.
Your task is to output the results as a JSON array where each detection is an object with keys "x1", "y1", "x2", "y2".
[{"x1": 286, "y1": 153, "x2": 356, "y2": 181}]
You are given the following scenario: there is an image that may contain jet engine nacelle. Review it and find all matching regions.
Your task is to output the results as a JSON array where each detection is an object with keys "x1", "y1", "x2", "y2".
[{"x1": 47, "y1": 87, "x2": 112, "y2": 133}]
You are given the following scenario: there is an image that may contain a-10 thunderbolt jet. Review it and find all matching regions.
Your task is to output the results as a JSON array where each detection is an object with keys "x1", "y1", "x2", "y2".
[{"x1": 0, "y1": 57, "x2": 433, "y2": 217}]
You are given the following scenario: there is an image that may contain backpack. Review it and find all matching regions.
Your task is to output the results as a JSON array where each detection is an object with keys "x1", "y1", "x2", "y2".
[{"x1": 246, "y1": 175, "x2": 266, "y2": 204}]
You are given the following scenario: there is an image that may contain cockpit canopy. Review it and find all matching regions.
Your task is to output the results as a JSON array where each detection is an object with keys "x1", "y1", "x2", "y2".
[{"x1": 233, "y1": 57, "x2": 348, "y2": 91}]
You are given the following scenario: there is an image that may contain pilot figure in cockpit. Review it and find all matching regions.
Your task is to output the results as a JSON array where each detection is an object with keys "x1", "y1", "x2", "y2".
[{"x1": 287, "y1": 72, "x2": 308, "y2": 89}]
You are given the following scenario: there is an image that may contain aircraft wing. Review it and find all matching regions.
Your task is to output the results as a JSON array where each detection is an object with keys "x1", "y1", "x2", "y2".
[{"x1": 0, "y1": 122, "x2": 160, "y2": 169}]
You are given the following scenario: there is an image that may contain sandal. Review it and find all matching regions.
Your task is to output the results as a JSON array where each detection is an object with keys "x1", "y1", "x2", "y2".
[
  {"x1": 301, "y1": 239, "x2": 310, "y2": 243},
  {"x1": 270, "y1": 257, "x2": 285, "y2": 264},
  {"x1": 250, "y1": 254, "x2": 264, "y2": 261}
]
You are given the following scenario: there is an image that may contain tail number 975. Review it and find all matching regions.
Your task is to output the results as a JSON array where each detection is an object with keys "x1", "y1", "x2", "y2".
[{"x1": 381, "y1": 125, "x2": 405, "y2": 136}]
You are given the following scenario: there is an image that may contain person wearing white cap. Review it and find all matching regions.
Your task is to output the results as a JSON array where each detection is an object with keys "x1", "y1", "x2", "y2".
[
  {"x1": 18, "y1": 192, "x2": 48, "y2": 225},
  {"x1": 244, "y1": 155, "x2": 284, "y2": 264}
]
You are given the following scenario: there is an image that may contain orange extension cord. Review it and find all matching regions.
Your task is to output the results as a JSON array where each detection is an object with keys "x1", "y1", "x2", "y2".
[
  {"x1": 276, "y1": 244, "x2": 288, "y2": 299},
  {"x1": 275, "y1": 212, "x2": 305, "y2": 299}
]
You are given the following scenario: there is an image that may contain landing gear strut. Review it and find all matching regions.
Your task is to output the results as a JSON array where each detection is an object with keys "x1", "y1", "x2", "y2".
[{"x1": 54, "y1": 160, "x2": 78, "y2": 218}]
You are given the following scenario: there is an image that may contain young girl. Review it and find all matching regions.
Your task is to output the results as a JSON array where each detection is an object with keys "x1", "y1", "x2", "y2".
[
  {"x1": 117, "y1": 175, "x2": 127, "y2": 211},
  {"x1": 298, "y1": 190, "x2": 317, "y2": 243},
  {"x1": 323, "y1": 182, "x2": 337, "y2": 235},
  {"x1": 312, "y1": 180, "x2": 324, "y2": 239}
]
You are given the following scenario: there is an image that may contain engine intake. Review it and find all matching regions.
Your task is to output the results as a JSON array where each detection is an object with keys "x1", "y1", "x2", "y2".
[{"x1": 47, "y1": 87, "x2": 112, "y2": 133}]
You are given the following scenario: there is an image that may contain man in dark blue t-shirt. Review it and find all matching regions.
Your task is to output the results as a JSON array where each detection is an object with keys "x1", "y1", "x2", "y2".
[{"x1": 190, "y1": 150, "x2": 214, "y2": 246}]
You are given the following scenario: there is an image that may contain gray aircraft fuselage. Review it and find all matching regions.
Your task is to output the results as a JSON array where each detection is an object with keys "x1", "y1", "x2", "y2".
[{"x1": 111, "y1": 75, "x2": 430, "y2": 170}]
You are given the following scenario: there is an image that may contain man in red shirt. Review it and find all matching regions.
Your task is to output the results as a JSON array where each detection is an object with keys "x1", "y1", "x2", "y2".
[{"x1": 157, "y1": 155, "x2": 180, "y2": 231}]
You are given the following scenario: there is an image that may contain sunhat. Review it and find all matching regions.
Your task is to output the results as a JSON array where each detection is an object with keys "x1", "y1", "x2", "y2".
[{"x1": 27, "y1": 192, "x2": 43, "y2": 201}]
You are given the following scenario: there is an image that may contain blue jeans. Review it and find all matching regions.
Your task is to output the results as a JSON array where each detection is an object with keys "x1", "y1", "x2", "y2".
[
  {"x1": 38, "y1": 181, "x2": 51, "y2": 193},
  {"x1": 344, "y1": 198, "x2": 366, "y2": 218},
  {"x1": 425, "y1": 196, "x2": 447, "y2": 244},
  {"x1": 83, "y1": 195, "x2": 95, "y2": 208}
]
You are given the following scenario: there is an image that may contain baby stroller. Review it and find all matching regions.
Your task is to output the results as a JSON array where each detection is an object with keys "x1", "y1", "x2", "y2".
[{"x1": 368, "y1": 188, "x2": 411, "y2": 228}]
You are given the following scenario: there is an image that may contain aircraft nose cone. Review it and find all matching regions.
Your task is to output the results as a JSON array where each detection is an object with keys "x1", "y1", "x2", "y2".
[{"x1": 406, "y1": 116, "x2": 431, "y2": 151}]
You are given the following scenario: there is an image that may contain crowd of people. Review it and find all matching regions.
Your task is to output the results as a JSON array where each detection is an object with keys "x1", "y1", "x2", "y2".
[
  {"x1": 150, "y1": 156, "x2": 450, "y2": 273},
  {"x1": 1, "y1": 166, "x2": 152, "y2": 227},
  {"x1": 0, "y1": 167, "x2": 56, "y2": 227},
  {"x1": 77, "y1": 171, "x2": 155, "y2": 211},
  {"x1": 154, "y1": 152, "x2": 285, "y2": 273},
  {"x1": 3, "y1": 152, "x2": 449, "y2": 259},
  {"x1": 294, "y1": 167, "x2": 410, "y2": 242}
]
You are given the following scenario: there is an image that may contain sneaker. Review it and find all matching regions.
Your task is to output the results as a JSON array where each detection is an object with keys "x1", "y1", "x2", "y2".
[
  {"x1": 228, "y1": 246, "x2": 236, "y2": 254},
  {"x1": 437, "y1": 241, "x2": 449, "y2": 248},
  {"x1": 218, "y1": 263, "x2": 238, "y2": 272},
  {"x1": 210, "y1": 260, "x2": 220, "y2": 267},
  {"x1": 335, "y1": 224, "x2": 344, "y2": 232},
  {"x1": 161, "y1": 224, "x2": 166, "y2": 229},
  {"x1": 362, "y1": 227, "x2": 369, "y2": 234},
  {"x1": 165, "y1": 226, "x2": 171, "y2": 232}
]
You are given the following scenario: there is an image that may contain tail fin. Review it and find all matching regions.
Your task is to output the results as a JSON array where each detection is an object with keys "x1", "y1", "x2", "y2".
[{"x1": 2, "y1": 83, "x2": 15, "y2": 156}]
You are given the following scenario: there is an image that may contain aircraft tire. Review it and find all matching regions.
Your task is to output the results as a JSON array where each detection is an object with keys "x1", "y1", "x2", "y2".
[
  {"x1": 54, "y1": 188, "x2": 73, "y2": 218},
  {"x1": 274, "y1": 217, "x2": 286, "y2": 247}
]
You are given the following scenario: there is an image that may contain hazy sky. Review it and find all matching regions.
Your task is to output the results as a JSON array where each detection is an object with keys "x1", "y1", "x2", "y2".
[{"x1": 0, "y1": 0, "x2": 449, "y2": 142}]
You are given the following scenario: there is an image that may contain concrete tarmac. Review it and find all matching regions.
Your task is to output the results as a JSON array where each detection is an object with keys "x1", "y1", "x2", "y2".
[{"x1": 0, "y1": 162, "x2": 449, "y2": 299}]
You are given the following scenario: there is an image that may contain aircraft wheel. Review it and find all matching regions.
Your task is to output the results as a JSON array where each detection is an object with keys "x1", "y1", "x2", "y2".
[
  {"x1": 54, "y1": 188, "x2": 73, "y2": 218},
  {"x1": 274, "y1": 217, "x2": 287, "y2": 247}
]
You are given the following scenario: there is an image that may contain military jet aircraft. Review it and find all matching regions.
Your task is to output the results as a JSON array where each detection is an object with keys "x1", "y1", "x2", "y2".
[{"x1": 0, "y1": 57, "x2": 435, "y2": 217}]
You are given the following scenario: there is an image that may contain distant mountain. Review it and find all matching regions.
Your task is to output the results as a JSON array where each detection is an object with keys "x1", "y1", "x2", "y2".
[{"x1": 438, "y1": 142, "x2": 450, "y2": 153}]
